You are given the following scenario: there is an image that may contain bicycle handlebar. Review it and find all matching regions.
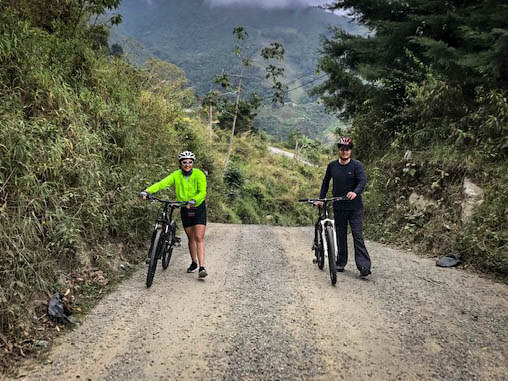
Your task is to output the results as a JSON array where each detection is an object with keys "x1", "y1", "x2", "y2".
[
  {"x1": 298, "y1": 196, "x2": 350, "y2": 203},
  {"x1": 146, "y1": 195, "x2": 192, "y2": 207}
]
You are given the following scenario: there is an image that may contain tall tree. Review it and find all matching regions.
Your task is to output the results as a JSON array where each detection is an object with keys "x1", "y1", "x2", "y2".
[
  {"x1": 204, "y1": 27, "x2": 286, "y2": 175},
  {"x1": 316, "y1": 0, "x2": 508, "y2": 113},
  {"x1": 314, "y1": 0, "x2": 508, "y2": 155}
]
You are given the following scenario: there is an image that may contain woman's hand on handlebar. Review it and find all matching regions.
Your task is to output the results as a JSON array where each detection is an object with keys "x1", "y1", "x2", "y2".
[{"x1": 313, "y1": 201, "x2": 324, "y2": 208}]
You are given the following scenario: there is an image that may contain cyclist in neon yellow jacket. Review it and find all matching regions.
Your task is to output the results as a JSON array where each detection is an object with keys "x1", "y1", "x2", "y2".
[{"x1": 141, "y1": 151, "x2": 208, "y2": 278}]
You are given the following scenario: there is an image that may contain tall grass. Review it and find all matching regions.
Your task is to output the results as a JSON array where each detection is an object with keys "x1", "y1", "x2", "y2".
[{"x1": 0, "y1": 10, "x2": 220, "y2": 352}]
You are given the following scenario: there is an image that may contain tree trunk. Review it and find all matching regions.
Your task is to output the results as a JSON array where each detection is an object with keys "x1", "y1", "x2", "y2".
[
  {"x1": 222, "y1": 68, "x2": 244, "y2": 176},
  {"x1": 72, "y1": 0, "x2": 86, "y2": 37},
  {"x1": 208, "y1": 105, "x2": 213, "y2": 140}
]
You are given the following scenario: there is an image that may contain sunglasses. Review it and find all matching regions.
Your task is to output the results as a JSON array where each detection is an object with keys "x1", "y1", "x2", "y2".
[{"x1": 181, "y1": 161, "x2": 194, "y2": 165}]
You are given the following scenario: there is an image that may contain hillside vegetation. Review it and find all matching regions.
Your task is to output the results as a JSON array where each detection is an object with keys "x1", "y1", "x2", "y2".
[
  {"x1": 316, "y1": 0, "x2": 508, "y2": 278},
  {"x1": 0, "y1": 1, "x2": 323, "y2": 370}
]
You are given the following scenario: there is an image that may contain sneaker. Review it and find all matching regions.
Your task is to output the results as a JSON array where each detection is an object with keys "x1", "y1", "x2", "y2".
[
  {"x1": 145, "y1": 257, "x2": 151, "y2": 264},
  {"x1": 359, "y1": 267, "x2": 371, "y2": 277},
  {"x1": 198, "y1": 267, "x2": 208, "y2": 278},
  {"x1": 337, "y1": 265, "x2": 345, "y2": 272},
  {"x1": 187, "y1": 262, "x2": 198, "y2": 273}
]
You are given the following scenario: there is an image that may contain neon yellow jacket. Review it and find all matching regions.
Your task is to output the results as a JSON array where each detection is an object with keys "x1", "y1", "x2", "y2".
[{"x1": 146, "y1": 169, "x2": 207, "y2": 207}]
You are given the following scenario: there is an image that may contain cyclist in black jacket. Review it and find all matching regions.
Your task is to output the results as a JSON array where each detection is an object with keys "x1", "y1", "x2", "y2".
[{"x1": 316, "y1": 137, "x2": 372, "y2": 277}]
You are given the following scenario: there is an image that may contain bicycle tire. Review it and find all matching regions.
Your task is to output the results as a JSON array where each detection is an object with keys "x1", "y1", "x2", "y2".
[
  {"x1": 316, "y1": 227, "x2": 325, "y2": 270},
  {"x1": 162, "y1": 229, "x2": 174, "y2": 270},
  {"x1": 325, "y1": 225, "x2": 337, "y2": 285},
  {"x1": 146, "y1": 228, "x2": 162, "y2": 287},
  {"x1": 147, "y1": 228, "x2": 157, "y2": 259}
]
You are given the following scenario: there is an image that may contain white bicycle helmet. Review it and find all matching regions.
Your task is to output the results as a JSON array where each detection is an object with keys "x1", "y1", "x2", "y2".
[{"x1": 178, "y1": 150, "x2": 196, "y2": 162}]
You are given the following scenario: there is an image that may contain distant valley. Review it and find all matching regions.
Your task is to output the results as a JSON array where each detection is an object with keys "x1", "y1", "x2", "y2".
[{"x1": 110, "y1": 0, "x2": 362, "y2": 140}]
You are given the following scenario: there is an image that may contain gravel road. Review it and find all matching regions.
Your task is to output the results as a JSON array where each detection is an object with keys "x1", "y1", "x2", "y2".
[
  {"x1": 267, "y1": 146, "x2": 315, "y2": 166},
  {"x1": 13, "y1": 223, "x2": 508, "y2": 380}
]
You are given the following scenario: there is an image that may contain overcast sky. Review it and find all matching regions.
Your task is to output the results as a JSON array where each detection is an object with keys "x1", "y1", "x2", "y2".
[
  {"x1": 139, "y1": 1, "x2": 349, "y2": 17},
  {"x1": 204, "y1": 0, "x2": 329, "y2": 8},
  {"x1": 140, "y1": 0, "x2": 331, "y2": 9}
]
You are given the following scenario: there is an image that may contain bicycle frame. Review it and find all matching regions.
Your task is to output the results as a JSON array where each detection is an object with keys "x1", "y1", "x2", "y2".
[
  {"x1": 152, "y1": 201, "x2": 176, "y2": 237},
  {"x1": 151, "y1": 196, "x2": 187, "y2": 225}
]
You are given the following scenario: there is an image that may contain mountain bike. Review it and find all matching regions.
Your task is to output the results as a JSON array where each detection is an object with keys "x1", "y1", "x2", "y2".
[
  {"x1": 144, "y1": 196, "x2": 189, "y2": 288},
  {"x1": 299, "y1": 197, "x2": 349, "y2": 286}
]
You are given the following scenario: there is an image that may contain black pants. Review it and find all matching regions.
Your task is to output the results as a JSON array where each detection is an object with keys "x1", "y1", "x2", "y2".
[{"x1": 334, "y1": 208, "x2": 371, "y2": 270}]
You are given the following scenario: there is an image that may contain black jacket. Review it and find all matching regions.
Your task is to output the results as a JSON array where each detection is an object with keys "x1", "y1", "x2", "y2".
[{"x1": 319, "y1": 159, "x2": 367, "y2": 210}]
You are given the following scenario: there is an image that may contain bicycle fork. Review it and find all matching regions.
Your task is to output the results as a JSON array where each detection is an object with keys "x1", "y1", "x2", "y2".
[
  {"x1": 312, "y1": 219, "x2": 336, "y2": 262},
  {"x1": 331, "y1": 223, "x2": 338, "y2": 262}
]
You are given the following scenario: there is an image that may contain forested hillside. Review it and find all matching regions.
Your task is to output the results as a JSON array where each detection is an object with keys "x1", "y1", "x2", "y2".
[
  {"x1": 0, "y1": 0, "x2": 323, "y2": 371},
  {"x1": 109, "y1": 0, "x2": 360, "y2": 140},
  {"x1": 315, "y1": 0, "x2": 508, "y2": 277}
]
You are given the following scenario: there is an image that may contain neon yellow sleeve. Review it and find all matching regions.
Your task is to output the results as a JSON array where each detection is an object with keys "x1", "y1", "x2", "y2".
[
  {"x1": 194, "y1": 170, "x2": 207, "y2": 206},
  {"x1": 145, "y1": 172, "x2": 176, "y2": 194}
]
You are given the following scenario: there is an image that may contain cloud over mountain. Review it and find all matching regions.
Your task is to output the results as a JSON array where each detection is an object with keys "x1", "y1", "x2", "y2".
[{"x1": 204, "y1": 0, "x2": 326, "y2": 8}]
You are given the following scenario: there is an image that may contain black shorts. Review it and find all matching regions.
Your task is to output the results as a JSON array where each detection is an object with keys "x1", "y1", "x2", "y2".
[{"x1": 181, "y1": 201, "x2": 207, "y2": 228}]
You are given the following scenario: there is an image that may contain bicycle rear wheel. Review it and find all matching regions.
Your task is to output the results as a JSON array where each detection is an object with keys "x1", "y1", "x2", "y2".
[
  {"x1": 146, "y1": 228, "x2": 162, "y2": 287},
  {"x1": 162, "y1": 229, "x2": 174, "y2": 270},
  {"x1": 325, "y1": 225, "x2": 337, "y2": 285}
]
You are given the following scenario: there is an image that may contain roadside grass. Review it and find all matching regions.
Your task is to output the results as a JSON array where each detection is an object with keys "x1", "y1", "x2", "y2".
[{"x1": 0, "y1": 11, "x2": 218, "y2": 372}]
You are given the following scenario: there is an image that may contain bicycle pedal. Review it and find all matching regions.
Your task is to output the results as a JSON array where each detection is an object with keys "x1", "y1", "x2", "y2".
[{"x1": 312, "y1": 258, "x2": 318, "y2": 264}]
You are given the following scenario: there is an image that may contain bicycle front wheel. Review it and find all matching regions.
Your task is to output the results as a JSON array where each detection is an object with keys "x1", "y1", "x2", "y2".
[
  {"x1": 325, "y1": 225, "x2": 337, "y2": 286},
  {"x1": 146, "y1": 228, "x2": 162, "y2": 287},
  {"x1": 162, "y1": 229, "x2": 174, "y2": 270},
  {"x1": 315, "y1": 226, "x2": 324, "y2": 270}
]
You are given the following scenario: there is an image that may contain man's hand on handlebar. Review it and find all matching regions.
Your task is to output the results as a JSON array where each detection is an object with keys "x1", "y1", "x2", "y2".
[
  {"x1": 346, "y1": 191, "x2": 357, "y2": 200},
  {"x1": 313, "y1": 201, "x2": 324, "y2": 208},
  {"x1": 186, "y1": 199, "x2": 196, "y2": 209}
]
